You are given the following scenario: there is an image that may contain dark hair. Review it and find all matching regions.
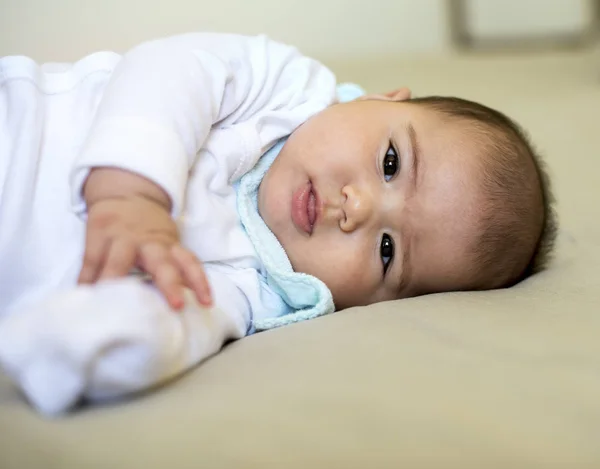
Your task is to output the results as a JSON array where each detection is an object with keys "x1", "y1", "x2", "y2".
[{"x1": 408, "y1": 96, "x2": 557, "y2": 289}]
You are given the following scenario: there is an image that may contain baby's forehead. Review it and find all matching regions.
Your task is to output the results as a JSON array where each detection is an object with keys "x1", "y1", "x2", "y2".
[
  {"x1": 411, "y1": 104, "x2": 482, "y2": 134},
  {"x1": 409, "y1": 107, "x2": 491, "y2": 163}
]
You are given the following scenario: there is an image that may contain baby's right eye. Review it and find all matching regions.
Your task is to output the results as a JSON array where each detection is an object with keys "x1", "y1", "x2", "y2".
[{"x1": 383, "y1": 144, "x2": 400, "y2": 182}]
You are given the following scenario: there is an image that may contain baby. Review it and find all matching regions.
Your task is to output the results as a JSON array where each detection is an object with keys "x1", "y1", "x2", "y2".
[{"x1": 0, "y1": 32, "x2": 556, "y2": 415}]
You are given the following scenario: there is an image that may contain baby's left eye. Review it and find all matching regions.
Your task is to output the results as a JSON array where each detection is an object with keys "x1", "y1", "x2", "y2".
[
  {"x1": 380, "y1": 233, "x2": 394, "y2": 275},
  {"x1": 383, "y1": 144, "x2": 400, "y2": 182}
]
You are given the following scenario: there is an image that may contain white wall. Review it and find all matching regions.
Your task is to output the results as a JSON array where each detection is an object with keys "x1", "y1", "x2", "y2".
[{"x1": 0, "y1": 0, "x2": 451, "y2": 62}]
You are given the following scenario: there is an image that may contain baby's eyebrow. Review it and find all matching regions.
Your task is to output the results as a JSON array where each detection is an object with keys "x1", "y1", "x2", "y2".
[{"x1": 407, "y1": 123, "x2": 421, "y2": 193}]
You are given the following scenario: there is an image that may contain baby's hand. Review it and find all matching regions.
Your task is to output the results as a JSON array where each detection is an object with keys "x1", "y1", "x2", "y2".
[{"x1": 78, "y1": 170, "x2": 212, "y2": 310}]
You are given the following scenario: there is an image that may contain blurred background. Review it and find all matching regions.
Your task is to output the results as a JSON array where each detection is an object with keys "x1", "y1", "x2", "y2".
[
  {"x1": 1, "y1": 0, "x2": 599, "y2": 230},
  {"x1": 0, "y1": 0, "x2": 598, "y2": 62},
  {"x1": 1, "y1": 0, "x2": 599, "y2": 103},
  {"x1": 1, "y1": 1, "x2": 599, "y2": 88}
]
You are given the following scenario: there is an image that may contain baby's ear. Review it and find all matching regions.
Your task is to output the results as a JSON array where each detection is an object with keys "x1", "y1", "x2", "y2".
[{"x1": 359, "y1": 87, "x2": 411, "y2": 102}]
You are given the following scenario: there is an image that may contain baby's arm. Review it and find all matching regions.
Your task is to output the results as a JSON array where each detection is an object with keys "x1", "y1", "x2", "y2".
[
  {"x1": 0, "y1": 269, "x2": 250, "y2": 416},
  {"x1": 70, "y1": 33, "x2": 335, "y2": 304},
  {"x1": 70, "y1": 32, "x2": 336, "y2": 219},
  {"x1": 79, "y1": 167, "x2": 212, "y2": 310}
]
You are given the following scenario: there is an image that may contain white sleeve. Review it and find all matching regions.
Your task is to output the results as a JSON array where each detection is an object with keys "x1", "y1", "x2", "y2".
[
  {"x1": 0, "y1": 272, "x2": 250, "y2": 416},
  {"x1": 70, "y1": 33, "x2": 337, "y2": 216}
]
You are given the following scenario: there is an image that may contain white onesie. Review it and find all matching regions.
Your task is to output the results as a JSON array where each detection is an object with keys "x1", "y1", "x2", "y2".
[{"x1": 0, "y1": 33, "x2": 337, "y2": 415}]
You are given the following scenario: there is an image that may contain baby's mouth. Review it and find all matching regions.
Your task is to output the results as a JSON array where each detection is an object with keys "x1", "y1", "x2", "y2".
[
  {"x1": 308, "y1": 185, "x2": 317, "y2": 228},
  {"x1": 291, "y1": 181, "x2": 317, "y2": 235}
]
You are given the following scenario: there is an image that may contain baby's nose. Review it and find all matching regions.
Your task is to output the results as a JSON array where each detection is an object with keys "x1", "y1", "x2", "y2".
[{"x1": 340, "y1": 185, "x2": 373, "y2": 232}]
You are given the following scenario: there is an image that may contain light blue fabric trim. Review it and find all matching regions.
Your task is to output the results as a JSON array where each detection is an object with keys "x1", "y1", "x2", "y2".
[{"x1": 236, "y1": 83, "x2": 366, "y2": 331}]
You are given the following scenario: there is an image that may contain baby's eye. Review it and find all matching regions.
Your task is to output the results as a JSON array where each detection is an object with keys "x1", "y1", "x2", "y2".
[
  {"x1": 383, "y1": 144, "x2": 400, "y2": 182},
  {"x1": 380, "y1": 233, "x2": 394, "y2": 275}
]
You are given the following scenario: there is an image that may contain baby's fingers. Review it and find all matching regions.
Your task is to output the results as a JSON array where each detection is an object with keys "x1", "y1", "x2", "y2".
[
  {"x1": 78, "y1": 232, "x2": 109, "y2": 285},
  {"x1": 171, "y1": 245, "x2": 212, "y2": 307},
  {"x1": 97, "y1": 239, "x2": 137, "y2": 281},
  {"x1": 139, "y1": 243, "x2": 185, "y2": 310}
]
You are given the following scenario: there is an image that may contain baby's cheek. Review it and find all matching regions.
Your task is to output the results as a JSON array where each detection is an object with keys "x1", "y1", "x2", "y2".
[
  {"x1": 287, "y1": 240, "x2": 375, "y2": 309},
  {"x1": 326, "y1": 264, "x2": 375, "y2": 310}
]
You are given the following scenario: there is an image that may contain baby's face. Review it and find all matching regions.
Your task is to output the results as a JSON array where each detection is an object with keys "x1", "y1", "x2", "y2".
[{"x1": 258, "y1": 98, "x2": 485, "y2": 309}]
